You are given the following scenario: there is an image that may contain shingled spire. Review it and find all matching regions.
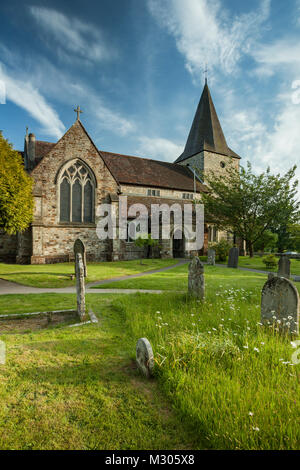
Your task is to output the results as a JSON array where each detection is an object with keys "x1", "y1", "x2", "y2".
[{"x1": 175, "y1": 82, "x2": 239, "y2": 163}]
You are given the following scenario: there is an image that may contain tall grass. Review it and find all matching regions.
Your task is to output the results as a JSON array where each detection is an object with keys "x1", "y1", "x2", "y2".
[{"x1": 112, "y1": 285, "x2": 300, "y2": 450}]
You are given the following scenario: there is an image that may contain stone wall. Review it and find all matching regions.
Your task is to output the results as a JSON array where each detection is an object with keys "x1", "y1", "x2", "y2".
[
  {"x1": 0, "y1": 231, "x2": 17, "y2": 262},
  {"x1": 121, "y1": 184, "x2": 202, "y2": 201},
  {"x1": 28, "y1": 120, "x2": 119, "y2": 264},
  {"x1": 178, "y1": 150, "x2": 239, "y2": 183}
]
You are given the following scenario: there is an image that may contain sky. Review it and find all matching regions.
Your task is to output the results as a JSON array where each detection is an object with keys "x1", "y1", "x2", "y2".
[{"x1": 1, "y1": 0, "x2": 300, "y2": 190}]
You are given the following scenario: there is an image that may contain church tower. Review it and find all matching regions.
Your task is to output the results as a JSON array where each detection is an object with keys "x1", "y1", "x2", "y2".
[{"x1": 174, "y1": 81, "x2": 240, "y2": 181}]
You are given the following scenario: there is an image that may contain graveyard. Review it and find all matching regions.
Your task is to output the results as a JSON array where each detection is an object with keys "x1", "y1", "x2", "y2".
[{"x1": 0, "y1": 251, "x2": 299, "y2": 450}]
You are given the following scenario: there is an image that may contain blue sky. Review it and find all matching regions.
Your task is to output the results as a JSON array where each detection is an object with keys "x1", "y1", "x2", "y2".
[{"x1": 1, "y1": 0, "x2": 300, "y2": 185}]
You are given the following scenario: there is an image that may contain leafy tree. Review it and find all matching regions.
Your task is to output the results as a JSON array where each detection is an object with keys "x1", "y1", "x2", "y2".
[
  {"x1": 253, "y1": 230, "x2": 278, "y2": 254},
  {"x1": 0, "y1": 132, "x2": 33, "y2": 234},
  {"x1": 201, "y1": 162, "x2": 300, "y2": 257},
  {"x1": 288, "y1": 224, "x2": 300, "y2": 252}
]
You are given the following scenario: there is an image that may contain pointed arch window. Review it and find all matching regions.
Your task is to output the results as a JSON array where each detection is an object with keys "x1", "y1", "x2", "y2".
[{"x1": 59, "y1": 160, "x2": 95, "y2": 223}]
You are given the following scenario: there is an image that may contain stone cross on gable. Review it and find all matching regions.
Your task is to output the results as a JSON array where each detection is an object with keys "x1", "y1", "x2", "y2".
[{"x1": 74, "y1": 105, "x2": 83, "y2": 121}]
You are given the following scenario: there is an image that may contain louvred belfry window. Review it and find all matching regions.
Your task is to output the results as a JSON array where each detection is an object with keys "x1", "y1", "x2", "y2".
[{"x1": 59, "y1": 160, "x2": 95, "y2": 223}]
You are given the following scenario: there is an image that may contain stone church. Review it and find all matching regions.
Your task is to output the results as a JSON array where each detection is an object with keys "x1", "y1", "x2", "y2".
[{"x1": 0, "y1": 82, "x2": 240, "y2": 264}]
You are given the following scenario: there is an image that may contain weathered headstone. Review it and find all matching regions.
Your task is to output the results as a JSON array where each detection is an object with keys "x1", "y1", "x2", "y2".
[
  {"x1": 228, "y1": 247, "x2": 239, "y2": 268},
  {"x1": 277, "y1": 255, "x2": 291, "y2": 279},
  {"x1": 75, "y1": 253, "x2": 86, "y2": 321},
  {"x1": 136, "y1": 338, "x2": 154, "y2": 378},
  {"x1": 261, "y1": 276, "x2": 299, "y2": 335},
  {"x1": 74, "y1": 239, "x2": 87, "y2": 277},
  {"x1": 188, "y1": 256, "x2": 205, "y2": 299},
  {"x1": 207, "y1": 248, "x2": 216, "y2": 266}
]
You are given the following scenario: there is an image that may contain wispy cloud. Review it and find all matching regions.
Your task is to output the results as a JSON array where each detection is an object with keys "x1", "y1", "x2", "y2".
[
  {"x1": 136, "y1": 136, "x2": 183, "y2": 162},
  {"x1": 29, "y1": 6, "x2": 116, "y2": 64},
  {"x1": 0, "y1": 62, "x2": 65, "y2": 139},
  {"x1": 147, "y1": 0, "x2": 270, "y2": 79},
  {"x1": 0, "y1": 44, "x2": 135, "y2": 139}
]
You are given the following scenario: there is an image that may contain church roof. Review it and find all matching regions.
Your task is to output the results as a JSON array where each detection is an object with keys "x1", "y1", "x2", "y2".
[
  {"x1": 35, "y1": 141, "x2": 56, "y2": 163},
  {"x1": 27, "y1": 139, "x2": 207, "y2": 193},
  {"x1": 174, "y1": 82, "x2": 240, "y2": 163},
  {"x1": 100, "y1": 151, "x2": 207, "y2": 193}
]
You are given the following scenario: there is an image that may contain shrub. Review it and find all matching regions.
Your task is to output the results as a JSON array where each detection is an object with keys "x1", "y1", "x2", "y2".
[
  {"x1": 209, "y1": 239, "x2": 232, "y2": 261},
  {"x1": 262, "y1": 254, "x2": 278, "y2": 268}
]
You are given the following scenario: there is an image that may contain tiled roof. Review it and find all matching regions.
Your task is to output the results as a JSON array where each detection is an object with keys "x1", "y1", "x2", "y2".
[
  {"x1": 175, "y1": 83, "x2": 240, "y2": 163},
  {"x1": 35, "y1": 141, "x2": 56, "y2": 163},
  {"x1": 28, "y1": 133, "x2": 207, "y2": 193},
  {"x1": 100, "y1": 151, "x2": 207, "y2": 193}
]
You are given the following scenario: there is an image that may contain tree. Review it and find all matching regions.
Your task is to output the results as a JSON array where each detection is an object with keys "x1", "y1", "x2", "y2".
[
  {"x1": 288, "y1": 224, "x2": 300, "y2": 252},
  {"x1": 134, "y1": 234, "x2": 159, "y2": 264},
  {"x1": 0, "y1": 132, "x2": 34, "y2": 234},
  {"x1": 253, "y1": 230, "x2": 278, "y2": 254},
  {"x1": 201, "y1": 162, "x2": 300, "y2": 257}
]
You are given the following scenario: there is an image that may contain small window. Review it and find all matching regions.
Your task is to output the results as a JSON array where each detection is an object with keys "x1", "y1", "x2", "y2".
[
  {"x1": 182, "y1": 193, "x2": 194, "y2": 200},
  {"x1": 220, "y1": 161, "x2": 226, "y2": 168},
  {"x1": 147, "y1": 189, "x2": 160, "y2": 197}
]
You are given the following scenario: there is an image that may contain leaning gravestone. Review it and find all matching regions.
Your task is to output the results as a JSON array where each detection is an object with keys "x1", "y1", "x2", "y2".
[
  {"x1": 188, "y1": 256, "x2": 205, "y2": 300},
  {"x1": 277, "y1": 255, "x2": 291, "y2": 279},
  {"x1": 207, "y1": 248, "x2": 216, "y2": 266},
  {"x1": 75, "y1": 253, "x2": 86, "y2": 321},
  {"x1": 136, "y1": 338, "x2": 154, "y2": 378},
  {"x1": 228, "y1": 247, "x2": 239, "y2": 268},
  {"x1": 74, "y1": 239, "x2": 87, "y2": 277},
  {"x1": 261, "y1": 276, "x2": 299, "y2": 335}
]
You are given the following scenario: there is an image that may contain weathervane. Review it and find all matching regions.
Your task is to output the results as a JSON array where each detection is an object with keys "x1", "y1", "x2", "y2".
[{"x1": 74, "y1": 105, "x2": 83, "y2": 121}]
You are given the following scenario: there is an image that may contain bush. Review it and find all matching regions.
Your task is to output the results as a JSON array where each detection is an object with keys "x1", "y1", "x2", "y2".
[
  {"x1": 209, "y1": 239, "x2": 232, "y2": 261},
  {"x1": 262, "y1": 254, "x2": 278, "y2": 268}
]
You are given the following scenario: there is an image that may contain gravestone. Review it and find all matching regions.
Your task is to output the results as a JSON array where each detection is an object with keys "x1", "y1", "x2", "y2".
[
  {"x1": 261, "y1": 276, "x2": 299, "y2": 335},
  {"x1": 228, "y1": 247, "x2": 239, "y2": 268},
  {"x1": 136, "y1": 338, "x2": 154, "y2": 378},
  {"x1": 75, "y1": 253, "x2": 86, "y2": 321},
  {"x1": 188, "y1": 256, "x2": 205, "y2": 300},
  {"x1": 277, "y1": 255, "x2": 291, "y2": 279},
  {"x1": 207, "y1": 248, "x2": 216, "y2": 266},
  {"x1": 74, "y1": 239, "x2": 87, "y2": 277}
]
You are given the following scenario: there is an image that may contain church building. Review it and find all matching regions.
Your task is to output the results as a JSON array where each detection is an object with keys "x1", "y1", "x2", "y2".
[{"x1": 0, "y1": 82, "x2": 241, "y2": 264}]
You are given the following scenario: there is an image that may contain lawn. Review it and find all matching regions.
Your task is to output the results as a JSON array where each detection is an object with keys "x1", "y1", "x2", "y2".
[
  {"x1": 91, "y1": 263, "x2": 275, "y2": 291},
  {"x1": 0, "y1": 266, "x2": 299, "y2": 450},
  {"x1": 219, "y1": 255, "x2": 300, "y2": 276},
  {"x1": 0, "y1": 294, "x2": 198, "y2": 450},
  {"x1": 0, "y1": 258, "x2": 178, "y2": 288}
]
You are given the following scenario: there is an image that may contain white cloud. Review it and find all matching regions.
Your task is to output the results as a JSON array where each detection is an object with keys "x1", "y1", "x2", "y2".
[
  {"x1": 0, "y1": 63, "x2": 65, "y2": 139},
  {"x1": 136, "y1": 136, "x2": 184, "y2": 162},
  {"x1": 29, "y1": 6, "x2": 115, "y2": 64},
  {"x1": 0, "y1": 46, "x2": 135, "y2": 139},
  {"x1": 148, "y1": 0, "x2": 270, "y2": 78}
]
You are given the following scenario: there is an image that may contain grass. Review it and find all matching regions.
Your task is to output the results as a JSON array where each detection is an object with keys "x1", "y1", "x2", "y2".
[
  {"x1": 0, "y1": 294, "x2": 198, "y2": 450},
  {"x1": 91, "y1": 263, "x2": 276, "y2": 292},
  {"x1": 0, "y1": 294, "x2": 77, "y2": 315},
  {"x1": 219, "y1": 255, "x2": 300, "y2": 276},
  {"x1": 0, "y1": 258, "x2": 178, "y2": 288},
  {"x1": 0, "y1": 265, "x2": 299, "y2": 449},
  {"x1": 111, "y1": 289, "x2": 300, "y2": 450}
]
